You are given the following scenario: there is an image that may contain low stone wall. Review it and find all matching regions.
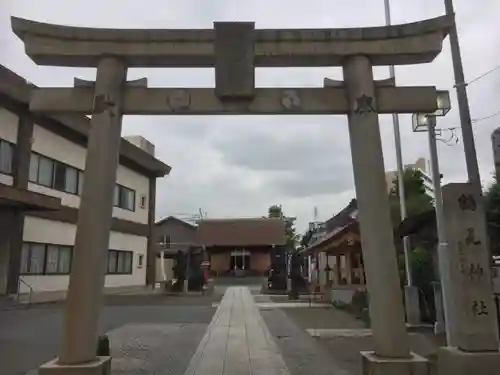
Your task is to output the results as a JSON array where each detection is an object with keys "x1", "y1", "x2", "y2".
[{"x1": 328, "y1": 285, "x2": 366, "y2": 305}]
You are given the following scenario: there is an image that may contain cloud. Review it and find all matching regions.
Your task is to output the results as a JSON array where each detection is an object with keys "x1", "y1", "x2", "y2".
[
  {"x1": 2, "y1": 0, "x2": 500, "y2": 232},
  {"x1": 210, "y1": 117, "x2": 354, "y2": 197}
]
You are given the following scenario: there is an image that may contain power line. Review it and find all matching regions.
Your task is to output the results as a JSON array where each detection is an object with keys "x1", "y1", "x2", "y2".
[
  {"x1": 431, "y1": 60, "x2": 500, "y2": 128},
  {"x1": 443, "y1": 63, "x2": 500, "y2": 125},
  {"x1": 441, "y1": 108, "x2": 500, "y2": 130},
  {"x1": 455, "y1": 63, "x2": 500, "y2": 88},
  {"x1": 471, "y1": 109, "x2": 500, "y2": 123}
]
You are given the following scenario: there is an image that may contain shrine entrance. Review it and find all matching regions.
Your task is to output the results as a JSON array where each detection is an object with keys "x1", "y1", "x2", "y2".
[
  {"x1": 230, "y1": 250, "x2": 250, "y2": 272},
  {"x1": 11, "y1": 14, "x2": 454, "y2": 374}
]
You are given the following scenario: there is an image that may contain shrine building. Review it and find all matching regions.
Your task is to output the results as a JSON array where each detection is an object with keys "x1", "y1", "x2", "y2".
[{"x1": 196, "y1": 218, "x2": 286, "y2": 277}]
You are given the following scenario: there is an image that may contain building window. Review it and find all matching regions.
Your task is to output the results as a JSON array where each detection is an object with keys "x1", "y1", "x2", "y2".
[
  {"x1": 53, "y1": 162, "x2": 67, "y2": 191},
  {"x1": 20, "y1": 242, "x2": 73, "y2": 275},
  {"x1": 157, "y1": 234, "x2": 170, "y2": 248},
  {"x1": 138, "y1": 254, "x2": 144, "y2": 268},
  {"x1": 29, "y1": 152, "x2": 82, "y2": 195},
  {"x1": 107, "y1": 250, "x2": 133, "y2": 274},
  {"x1": 27, "y1": 152, "x2": 135, "y2": 207},
  {"x1": 37, "y1": 155, "x2": 54, "y2": 187},
  {"x1": 113, "y1": 185, "x2": 119, "y2": 206},
  {"x1": 65, "y1": 167, "x2": 79, "y2": 194},
  {"x1": 78, "y1": 171, "x2": 85, "y2": 195},
  {"x1": 0, "y1": 139, "x2": 14, "y2": 175},
  {"x1": 114, "y1": 184, "x2": 136, "y2": 211},
  {"x1": 162, "y1": 235, "x2": 171, "y2": 249},
  {"x1": 108, "y1": 250, "x2": 117, "y2": 273},
  {"x1": 139, "y1": 195, "x2": 146, "y2": 209},
  {"x1": 45, "y1": 245, "x2": 72, "y2": 274},
  {"x1": 28, "y1": 153, "x2": 38, "y2": 182}
]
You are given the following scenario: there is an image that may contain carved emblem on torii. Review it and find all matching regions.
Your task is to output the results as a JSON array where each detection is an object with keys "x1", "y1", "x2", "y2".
[
  {"x1": 93, "y1": 94, "x2": 116, "y2": 115},
  {"x1": 281, "y1": 89, "x2": 301, "y2": 110},
  {"x1": 168, "y1": 89, "x2": 191, "y2": 112},
  {"x1": 354, "y1": 93, "x2": 376, "y2": 115}
]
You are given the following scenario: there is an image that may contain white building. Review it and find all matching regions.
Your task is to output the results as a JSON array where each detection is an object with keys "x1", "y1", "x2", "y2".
[
  {"x1": 0, "y1": 65, "x2": 170, "y2": 295},
  {"x1": 385, "y1": 157, "x2": 435, "y2": 198}
]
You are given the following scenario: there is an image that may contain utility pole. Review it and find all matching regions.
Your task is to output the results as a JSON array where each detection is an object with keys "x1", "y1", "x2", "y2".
[
  {"x1": 492, "y1": 129, "x2": 500, "y2": 181},
  {"x1": 384, "y1": 0, "x2": 420, "y2": 324},
  {"x1": 444, "y1": 0, "x2": 482, "y2": 194}
]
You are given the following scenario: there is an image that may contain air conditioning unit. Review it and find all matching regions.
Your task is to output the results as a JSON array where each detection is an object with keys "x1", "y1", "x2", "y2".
[{"x1": 139, "y1": 195, "x2": 147, "y2": 209}]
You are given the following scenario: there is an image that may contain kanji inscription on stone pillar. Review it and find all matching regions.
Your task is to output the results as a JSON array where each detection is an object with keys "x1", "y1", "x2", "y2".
[{"x1": 442, "y1": 183, "x2": 500, "y2": 352}]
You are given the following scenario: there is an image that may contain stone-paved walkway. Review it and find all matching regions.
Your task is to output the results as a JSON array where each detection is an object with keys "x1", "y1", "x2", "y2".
[{"x1": 184, "y1": 286, "x2": 289, "y2": 375}]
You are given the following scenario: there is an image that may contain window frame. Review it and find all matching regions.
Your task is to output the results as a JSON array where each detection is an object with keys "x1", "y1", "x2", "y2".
[
  {"x1": 36, "y1": 154, "x2": 54, "y2": 188},
  {"x1": 107, "y1": 250, "x2": 133, "y2": 275},
  {"x1": 114, "y1": 184, "x2": 136, "y2": 212},
  {"x1": 20, "y1": 242, "x2": 73, "y2": 276},
  {"x1": 164, "y1": 235, "x2": 171, "y2": 249},
  {"x1": 28, "y1": 151, "x2": 83, "y2": 196},
  {"x1": 0, "y1": 138, "x2": 15, "y2": 176},
  {"x1": 27, "y1": 151, "x2": 136, "y2": 209}
]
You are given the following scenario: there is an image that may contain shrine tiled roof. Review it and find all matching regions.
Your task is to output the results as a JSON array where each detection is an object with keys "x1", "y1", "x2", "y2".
[
  {"x1": 304, "y1": 199, "x2": 358, "y2": 250},
  {"x1": 196, "y1": 218, "x2": 286, "y2": 247}
]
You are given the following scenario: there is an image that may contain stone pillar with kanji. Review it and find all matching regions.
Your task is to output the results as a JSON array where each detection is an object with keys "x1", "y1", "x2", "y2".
[{"x1": 438, "y1": 183, "x2": 500, "y2": 375}]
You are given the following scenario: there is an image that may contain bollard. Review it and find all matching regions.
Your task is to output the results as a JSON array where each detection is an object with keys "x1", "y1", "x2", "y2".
[{"x1": 97, "y1": 334, "x2": 110, "y2": 356}]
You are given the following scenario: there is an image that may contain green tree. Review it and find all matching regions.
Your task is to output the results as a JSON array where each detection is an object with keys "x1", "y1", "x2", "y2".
[
  {"x1": 389, "y1": 168, "x2": 436, "y2": 322},
  {"x1": 485, "y1": 175, "x2": 500, "y2": 256},
  {"x1": 409, "y1": 246, "x2": 436, "y2": 322},
  {"x1": 267, "y1": 205, "x2": 299, "y2": 250},
  {"x1": 389, "y1": 168, "x2": 434, "y2": 227},
  {"x1": 268, "y1": 205, "x2": 283, "y2": 219}
]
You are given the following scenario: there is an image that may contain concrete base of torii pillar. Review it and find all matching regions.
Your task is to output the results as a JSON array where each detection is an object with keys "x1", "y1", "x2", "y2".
[
  {"x1": 361, "y1": 351, "x2": 429, "y2": 375},
  {"x1": 39, "y1": 357, "x2": 111, "y2": 375}
]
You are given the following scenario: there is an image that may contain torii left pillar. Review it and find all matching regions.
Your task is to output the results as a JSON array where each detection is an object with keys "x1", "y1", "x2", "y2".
[{"x1": 40, "y1": 57, "x2": 127, "y2": 375}]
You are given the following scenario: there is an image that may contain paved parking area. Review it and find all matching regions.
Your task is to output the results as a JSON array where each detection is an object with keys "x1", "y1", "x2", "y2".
[{"x1": 0, "y1": 294, "x2": 219, "y2": 375}]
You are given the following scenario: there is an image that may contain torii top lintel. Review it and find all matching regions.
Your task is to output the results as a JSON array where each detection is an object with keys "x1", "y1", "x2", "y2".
[{"x1": 11, "y1": 15, "x2": 453, "y2": 68}]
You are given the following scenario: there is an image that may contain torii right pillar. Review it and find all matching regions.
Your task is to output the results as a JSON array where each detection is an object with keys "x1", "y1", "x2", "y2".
[{"x1": 344, "y1": 55, "x2": 426, "y2": 374}]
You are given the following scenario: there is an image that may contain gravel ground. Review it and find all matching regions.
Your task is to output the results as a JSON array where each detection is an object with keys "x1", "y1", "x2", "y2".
[
  {"x1": 282, "y1": 305, "x2": 367, "y2": 330},
  {"x1": 279, "y1": 305, "x2": 445, "y2": 375},
  {"x1": 0, "y1": 294, "x2": 219, "y2": 375},
  {"x1": 260, "y1": 307, "x2": 351, "y2": 375}
]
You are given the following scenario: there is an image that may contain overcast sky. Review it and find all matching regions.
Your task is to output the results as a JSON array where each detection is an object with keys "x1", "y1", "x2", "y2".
[{"x1": 1, "y1": 0, "x2": 500, "y2": 233}]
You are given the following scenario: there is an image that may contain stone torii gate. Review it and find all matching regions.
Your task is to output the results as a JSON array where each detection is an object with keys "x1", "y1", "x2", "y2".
[{"x1": 12, "y1": 15, "x2": 453, "y2": 375}]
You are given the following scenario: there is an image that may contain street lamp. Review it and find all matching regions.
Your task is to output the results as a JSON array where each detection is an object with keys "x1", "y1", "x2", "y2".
[
  {"x1": 412, "y1": 91, "x2": 451, "y2": 131},
  {"x1": 412, "y1": 90, "x2": 457, "y2": 346}
]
